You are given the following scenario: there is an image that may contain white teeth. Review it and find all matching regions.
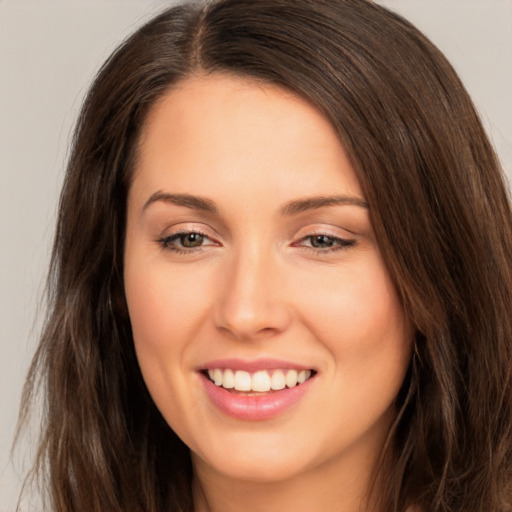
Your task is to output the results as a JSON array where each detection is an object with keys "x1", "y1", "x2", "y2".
[
  {"x1": 223, "y1": 368, "x2": 235, "y2": 389},
  {"x1": 234, "y1": 370, "x2": 252, "y2": 391},
  {"x1": 285, "y1": 369, "x2": 298, "y2": 388},
  {"x1": 298, "y1": 370, "x2": 308, "y2": 384},
  {"x1": 270, "y1": 370, "x2": 286, "y2": 390},
  {"x1": 206, "y1": 368, "x2": 313, "y2": 392},
  {"x1": 252, "y1": 370, "x2": 271, "y2": 392},
  {"x1": 213, "y1": 368, "x2": 223, "y2": 386}
]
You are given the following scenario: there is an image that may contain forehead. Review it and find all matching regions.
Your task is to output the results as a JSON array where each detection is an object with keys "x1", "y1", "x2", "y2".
[{"x1": 131, "y1": 73, "x2": 363, "y2": 206}]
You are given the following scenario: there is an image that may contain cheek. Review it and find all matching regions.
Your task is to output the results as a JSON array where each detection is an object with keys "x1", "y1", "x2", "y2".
[
  {"x1": 124, "y1": 272, "x2": 179, "y2": 405},
  {"x1": 126, "y1": 275, "x2": 178, "y2": 354},
  {"x1": 124, "y1": 260, "x2": 211, "y2": 353},
  {"x1": 123, "y1": 261, "x2": 209, "y2": 420},
  {"x1": 296, "y1": 254, "x2": 412, "y2": 406},
  {"x1": 299, "y1": 260, "x2": 406, "y2": 347}
]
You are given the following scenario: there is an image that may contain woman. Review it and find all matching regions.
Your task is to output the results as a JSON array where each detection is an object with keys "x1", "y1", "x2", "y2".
[{"x1": 19, "y1": 0, "x2": 512, "y2": 511}]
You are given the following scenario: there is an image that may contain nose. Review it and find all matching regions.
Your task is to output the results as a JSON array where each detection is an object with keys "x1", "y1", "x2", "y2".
[{"x1": 213, "y1": 245, "x2": 292, "y2": 342}]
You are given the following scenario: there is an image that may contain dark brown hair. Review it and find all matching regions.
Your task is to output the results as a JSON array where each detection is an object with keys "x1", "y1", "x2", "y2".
[{"x1": 19, "y1": 1, "x2": 512, "y2": 511}]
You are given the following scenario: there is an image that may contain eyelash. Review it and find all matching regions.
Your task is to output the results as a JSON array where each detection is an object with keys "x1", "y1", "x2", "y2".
[
  {"x1": 156, "y1": 230, "x2": 214, "y2": 255},
  {"x1": 295, "y1": 233, "x2": 356, "y2": 255},
  {"x1": 155, "y1": 231, "x2": 356, "y2": 255}
]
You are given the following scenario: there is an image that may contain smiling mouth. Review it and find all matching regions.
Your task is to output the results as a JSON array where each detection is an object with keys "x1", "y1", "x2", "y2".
[{"x1": 204, "y1": 368, "x2": 315, "y2": 394}]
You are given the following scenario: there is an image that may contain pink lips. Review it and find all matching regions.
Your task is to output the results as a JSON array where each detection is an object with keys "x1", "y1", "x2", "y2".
[{"x1": 198, "y1": 359, "x2": 316, "y2": 421}]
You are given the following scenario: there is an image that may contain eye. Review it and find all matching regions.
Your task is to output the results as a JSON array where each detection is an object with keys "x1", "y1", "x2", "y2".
[
  {"x1": 295, "y1": 233, "x2": 356, "y2": 253},
  {"x1": 308, "y1": 235, "x2": 339, "y2": 249},
  {"x1": 156, "y1": 230, "x2": 217, "y2": 253},
  {"x1": 177, "y1": 232, "x2": 205, "y2": 248}
]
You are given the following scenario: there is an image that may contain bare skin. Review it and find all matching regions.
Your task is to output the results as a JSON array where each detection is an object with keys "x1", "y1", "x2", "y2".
[{"x1": 124, "y1": 73, "x2": 413, "y2": 512}]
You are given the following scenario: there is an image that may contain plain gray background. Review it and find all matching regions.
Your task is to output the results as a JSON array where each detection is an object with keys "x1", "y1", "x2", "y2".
[{"x1": 1, "y1": 1, "x2": 511, "y2": 510}]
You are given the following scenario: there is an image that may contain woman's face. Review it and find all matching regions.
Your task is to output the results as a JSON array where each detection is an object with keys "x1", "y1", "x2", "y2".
[{"x1": 124, "y1": 74, "x2": 412, "y2": 487}]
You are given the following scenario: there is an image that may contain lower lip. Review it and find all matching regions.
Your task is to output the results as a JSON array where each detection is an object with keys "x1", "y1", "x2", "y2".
[{"x1": 200, "y1": 373, "x2": 315, "y2": 421}]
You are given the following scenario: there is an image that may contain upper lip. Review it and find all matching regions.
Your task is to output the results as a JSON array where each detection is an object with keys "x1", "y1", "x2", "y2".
[{"x1": 198, "y1": 358, "x2": 315, "y2": 373}]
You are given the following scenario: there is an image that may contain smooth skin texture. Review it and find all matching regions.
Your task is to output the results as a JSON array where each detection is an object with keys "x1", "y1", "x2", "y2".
[{"x1": 124, "y1": 74, "x2": 413, "y2": 512}]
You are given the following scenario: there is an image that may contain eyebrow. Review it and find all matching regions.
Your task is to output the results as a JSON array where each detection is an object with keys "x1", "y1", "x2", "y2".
[
  {"x1": 141, "y1": 191, "x2": 368, "y2": 217},
  {"x1": 142, "y1": 192, "x2": 218, "y2": 215},
  {"x1": 281, "y1": 195, "x2": 368, "y2": 215}
]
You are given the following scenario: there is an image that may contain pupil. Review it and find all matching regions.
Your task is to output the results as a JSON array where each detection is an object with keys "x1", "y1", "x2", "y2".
[
  {"x1": 311, "y1": 235, "x2": 333, "y2": 248},
  {"x1": 181, "y1": 233, "x2": 204, "y2": 247}
]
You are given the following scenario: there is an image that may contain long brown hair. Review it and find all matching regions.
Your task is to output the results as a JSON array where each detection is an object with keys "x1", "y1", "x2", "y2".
[{"x1": 19, "y1": 1, "x2": 512, "y2": 510}]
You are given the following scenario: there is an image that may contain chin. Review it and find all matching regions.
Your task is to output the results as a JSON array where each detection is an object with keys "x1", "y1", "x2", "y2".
[
  {"x1": 192, "y1": 438, "x2": 312, "y2": 484},
  {"x1": 212, "y1": 457, "x2": 305, "y2": 484}
]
